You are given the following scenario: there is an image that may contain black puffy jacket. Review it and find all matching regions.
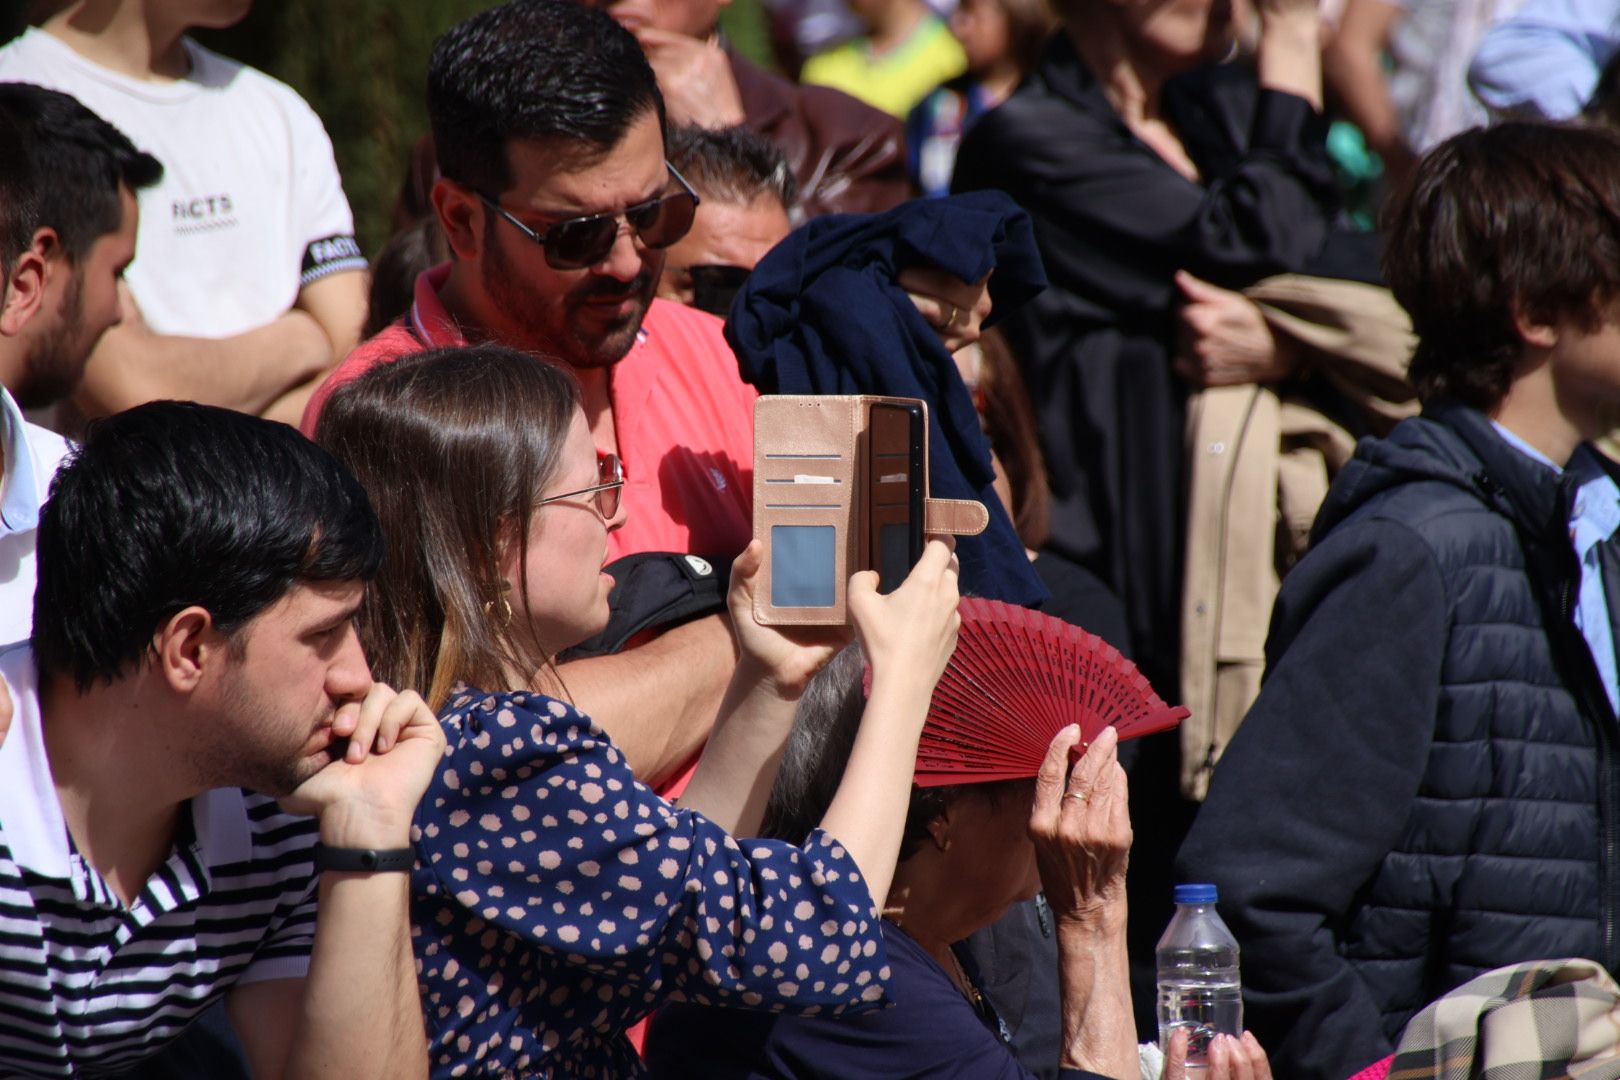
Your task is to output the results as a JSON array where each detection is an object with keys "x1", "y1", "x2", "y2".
[{"x1": 1176, "y1": 402, "x2": 1620, "y2": 1080}]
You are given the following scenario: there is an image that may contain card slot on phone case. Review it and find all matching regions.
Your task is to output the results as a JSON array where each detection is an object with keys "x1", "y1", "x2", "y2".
[
  {"x1": 762, "y1": 489, "x2": 851, "y2": 510},
  {"x1": 771, "y1": 524, "x2": 838, "y2": 607},
  {"x1": 762, "y1": 501, "x2": 847, "y2": 616},
  {"x1": 759, "y1": 457, "x2": 851, "y2": 482}
]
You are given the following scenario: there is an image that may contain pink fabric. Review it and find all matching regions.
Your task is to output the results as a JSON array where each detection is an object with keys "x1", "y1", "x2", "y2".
[
  {"x1": 597, "y1": 297, "x2": 755, "y2": 562},
  {"x1": 1344, "y1": 1056, "x2": 1394, "y2": 1080},
  {"x1": 300, "y1": 262, "x2": 461, "y2": 433},
  {"x1": 302, "y1": 265, "x2": 757, "y2": 562}
]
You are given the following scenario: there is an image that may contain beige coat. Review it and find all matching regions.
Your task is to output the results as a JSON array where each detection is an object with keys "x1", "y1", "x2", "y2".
[{"x1": 1179, "y1": 275, "x2": 1417, "y2": 798}]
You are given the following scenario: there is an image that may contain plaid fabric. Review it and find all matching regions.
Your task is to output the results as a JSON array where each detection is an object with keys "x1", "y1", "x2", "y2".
[{"x1": 1386, "y1": 959, "x2": 1620, "y2": 1080}]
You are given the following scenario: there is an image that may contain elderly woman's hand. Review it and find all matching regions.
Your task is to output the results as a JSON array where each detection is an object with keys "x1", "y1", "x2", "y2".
[
  {"x1": 1037, "y1": 725, "x2": 1139, "y2": 1077},
  {"x1": 727, "y1": 539, "x2": 851, "y2": 698},
  {"x1": 1163, "y1": 1030, "x2": 1272, "y2": 1080},
  {"x1": 1029, "y1": 724, "x2": 1131, "y2": 927}
]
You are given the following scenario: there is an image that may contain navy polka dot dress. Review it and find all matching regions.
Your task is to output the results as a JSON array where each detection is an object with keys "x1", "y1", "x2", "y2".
[{"x1": 410, "y1": 686, "x2": 892, "y2": 1078}]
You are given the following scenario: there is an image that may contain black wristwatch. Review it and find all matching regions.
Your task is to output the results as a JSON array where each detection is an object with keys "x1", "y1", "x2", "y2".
[{"x1": 312, "y1": 843, "x2": 415, "y2": 873}]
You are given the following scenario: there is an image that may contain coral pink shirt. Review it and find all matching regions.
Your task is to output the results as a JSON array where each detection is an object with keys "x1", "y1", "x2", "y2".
[{"x1": 302, "y1": 263, "x2": 756, "y2": 562}]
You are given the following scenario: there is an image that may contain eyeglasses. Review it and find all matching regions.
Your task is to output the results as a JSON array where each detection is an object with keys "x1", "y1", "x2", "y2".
[
  {"x1": 538, "y1": 452, "x2": 625, "y2": 520},
  {"x1": 479, "y1": 163, "x2": 701, "y2": 271}
]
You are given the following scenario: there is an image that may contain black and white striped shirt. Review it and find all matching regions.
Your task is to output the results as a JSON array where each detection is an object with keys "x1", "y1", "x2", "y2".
[{"x1": 0, "y1": 646, "x2": 321, "y2": 1079}]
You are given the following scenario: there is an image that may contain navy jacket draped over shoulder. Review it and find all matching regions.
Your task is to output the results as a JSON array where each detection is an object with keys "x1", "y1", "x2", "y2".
[{"x1": 726, "y1": 189, "x2": 1049, "y2": 609}]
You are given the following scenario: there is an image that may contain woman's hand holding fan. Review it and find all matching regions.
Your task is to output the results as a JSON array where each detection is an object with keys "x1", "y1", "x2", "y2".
[{"x1": 914, "y1": 598, "x2": 1189, "y2": 786}]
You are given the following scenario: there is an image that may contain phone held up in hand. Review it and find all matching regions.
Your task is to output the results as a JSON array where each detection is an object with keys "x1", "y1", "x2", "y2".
[{"x1": 750, "y1": 394, "x2": 986, "y2": 626}]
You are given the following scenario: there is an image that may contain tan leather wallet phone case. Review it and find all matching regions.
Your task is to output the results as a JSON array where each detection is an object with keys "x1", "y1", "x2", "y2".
[{"x1": 752, "y1": 395, "x2": 989, "y2": 626}]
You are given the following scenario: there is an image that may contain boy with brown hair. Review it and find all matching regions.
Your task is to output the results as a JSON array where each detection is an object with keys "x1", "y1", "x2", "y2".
[{"x1": 1177, "y1": 121, "x2": 1620, "y2": 1080}]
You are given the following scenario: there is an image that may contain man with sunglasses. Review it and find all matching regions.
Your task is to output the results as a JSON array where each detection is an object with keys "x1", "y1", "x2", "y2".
[
  {"x1": 657, "y1": 124, "x2": 797, "y2": 317},
  {"x1": 302, "y1": 0, "x2": 987, "y2": 794}
]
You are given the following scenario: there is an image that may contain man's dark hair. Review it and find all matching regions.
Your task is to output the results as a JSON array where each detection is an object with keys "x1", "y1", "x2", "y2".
[
  {"x1": 32, "y1": 401, "x2": 385, "y2": 691},
  {"x1": 427, "y1": 0, "x2": 664, "y2": 196},
  {"x1": 0, "y1": 108, "x2": 38, "y2": 285},
  {"x1": 668, "y1": 124, "x2": 798, "y2": 212},
  {"x1": 0, "y1": 82, "x2": 162, "y2": 263},
  {"x1": 1382, "y1": 121, "x2": 1620, "y2": 410}
]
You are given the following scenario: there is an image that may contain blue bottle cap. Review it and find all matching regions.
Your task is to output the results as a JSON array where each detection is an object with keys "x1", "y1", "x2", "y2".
[{"x1": 1174, "y1": 883, "x2": 1218, "y2": 904}]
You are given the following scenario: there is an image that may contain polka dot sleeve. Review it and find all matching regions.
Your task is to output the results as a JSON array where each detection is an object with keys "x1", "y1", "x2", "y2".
[{"x1": 410, "y1": 687, "x2": 892, "y2": 1078}]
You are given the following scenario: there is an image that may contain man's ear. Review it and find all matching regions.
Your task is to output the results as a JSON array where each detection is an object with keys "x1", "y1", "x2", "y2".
[
  {"x1": 1511, "y1": 302, "x2": 1560, "y2": 350},
  {"x1": 0, "y1": 227, "x2": 58, "y2": 337},
  {"x1": 152, "y1": 606, "x2": 226, "y2": 694},
  {"x1": 432, "y1": 177, "x2": 485, "y2": 262}
]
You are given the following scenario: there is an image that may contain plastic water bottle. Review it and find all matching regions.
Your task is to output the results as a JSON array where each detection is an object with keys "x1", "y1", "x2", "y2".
[{"x1": 1156, "y1": 883, "x2": 1243, "y2": 1069}]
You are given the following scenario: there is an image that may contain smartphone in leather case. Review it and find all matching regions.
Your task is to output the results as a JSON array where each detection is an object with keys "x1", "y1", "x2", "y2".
[{"x1": 752, "y1": 395, "x2": 989, "y2": 626}]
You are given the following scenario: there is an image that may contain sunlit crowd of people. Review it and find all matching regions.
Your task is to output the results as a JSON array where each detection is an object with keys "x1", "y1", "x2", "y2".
[{"x1": 6, "y1": 0, "x2": 1620, "y2": 1078}]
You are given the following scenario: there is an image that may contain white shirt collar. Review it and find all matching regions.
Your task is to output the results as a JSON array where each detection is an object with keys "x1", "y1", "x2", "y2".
[
  {"x1": 1490, "y1": 420, "x2": 1620, "y2": 552},
  {"x1": 1489, "y1": 419, "x2": 1563, "y2": 474},
  {"x1": 0, "y1": 387, "x2": 42, "y2": 537}
]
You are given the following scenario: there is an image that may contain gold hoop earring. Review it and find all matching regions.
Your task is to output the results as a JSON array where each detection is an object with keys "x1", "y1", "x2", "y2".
[{"x1": 483, "y1": 596, "x2": 513, "y2": 627}]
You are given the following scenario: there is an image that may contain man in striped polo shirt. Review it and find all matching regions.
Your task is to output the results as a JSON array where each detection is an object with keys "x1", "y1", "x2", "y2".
[{"x1": 0, "y1": 402, "x2": 444, "y2": 1079}]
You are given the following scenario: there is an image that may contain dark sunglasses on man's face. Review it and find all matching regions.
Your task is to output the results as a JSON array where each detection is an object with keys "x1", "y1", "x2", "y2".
[
  {"x1": 478, "y1": 162, "x2": 701, "y2": 271},
  {"x1": 688, "y1": 264, "x2": 753, "y2": 319}
]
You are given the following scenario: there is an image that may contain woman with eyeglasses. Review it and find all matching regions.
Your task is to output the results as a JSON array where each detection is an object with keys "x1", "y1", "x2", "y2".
[{"x1": 314, "y1": 342, "x2": 963, "y2": 1079}]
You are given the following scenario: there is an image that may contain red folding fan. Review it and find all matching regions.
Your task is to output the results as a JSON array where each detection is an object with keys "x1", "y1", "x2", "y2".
[{"x1": 910, "y1": 597, "x2": 1188, "y2": 787}]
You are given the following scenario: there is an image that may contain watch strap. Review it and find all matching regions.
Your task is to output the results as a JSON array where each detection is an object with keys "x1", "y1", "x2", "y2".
[{"x1": 311, "y1": 843, "x2": 415, "y2": 873}]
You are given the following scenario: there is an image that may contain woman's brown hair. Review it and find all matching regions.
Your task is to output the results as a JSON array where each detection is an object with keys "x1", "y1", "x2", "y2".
[
  {"x1": 314, "y1": 343, "x2": 581, "y2": 709},
  {"x1": 998, "y1": 0, "x2": 1058, "y2": 79},
  {"x1": 970, "y1": 328, "x2": 1052, "y2": 550}
]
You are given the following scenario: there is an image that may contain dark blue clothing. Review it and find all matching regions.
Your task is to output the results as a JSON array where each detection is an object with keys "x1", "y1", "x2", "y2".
[
  {"x1": 644, "y1": 920, "x2": 1113, "y2": 1079},
  {"x1": 1176, "y1": 404, "x2": 1620, "y2": 1080},
  {"x1": 726, "y1": 190, "x2": 1049, "y2": 610},
  {"x1": 411, "y1": 686, "x2": 891, "y2": 1079}
]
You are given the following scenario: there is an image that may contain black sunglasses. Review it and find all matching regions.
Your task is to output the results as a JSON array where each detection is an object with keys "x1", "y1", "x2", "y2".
[
  {"x1": 479, "y1": 163, "x2": 701, "y2": 271},
  {"x1": 688, "y1": 264, "x2": 752, "y2": 318}
]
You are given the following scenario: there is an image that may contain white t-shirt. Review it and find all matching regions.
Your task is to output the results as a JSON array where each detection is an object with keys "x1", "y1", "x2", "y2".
[
  {"x1": 1388, "y1": 0, "x2": 1525, "y2": 151},
  {"x1": 0, "y1": 28, "x2": 366, "y2": 338},
  {"x1": 0, "y1": 387, "x2": 70, "y2": 648}
]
